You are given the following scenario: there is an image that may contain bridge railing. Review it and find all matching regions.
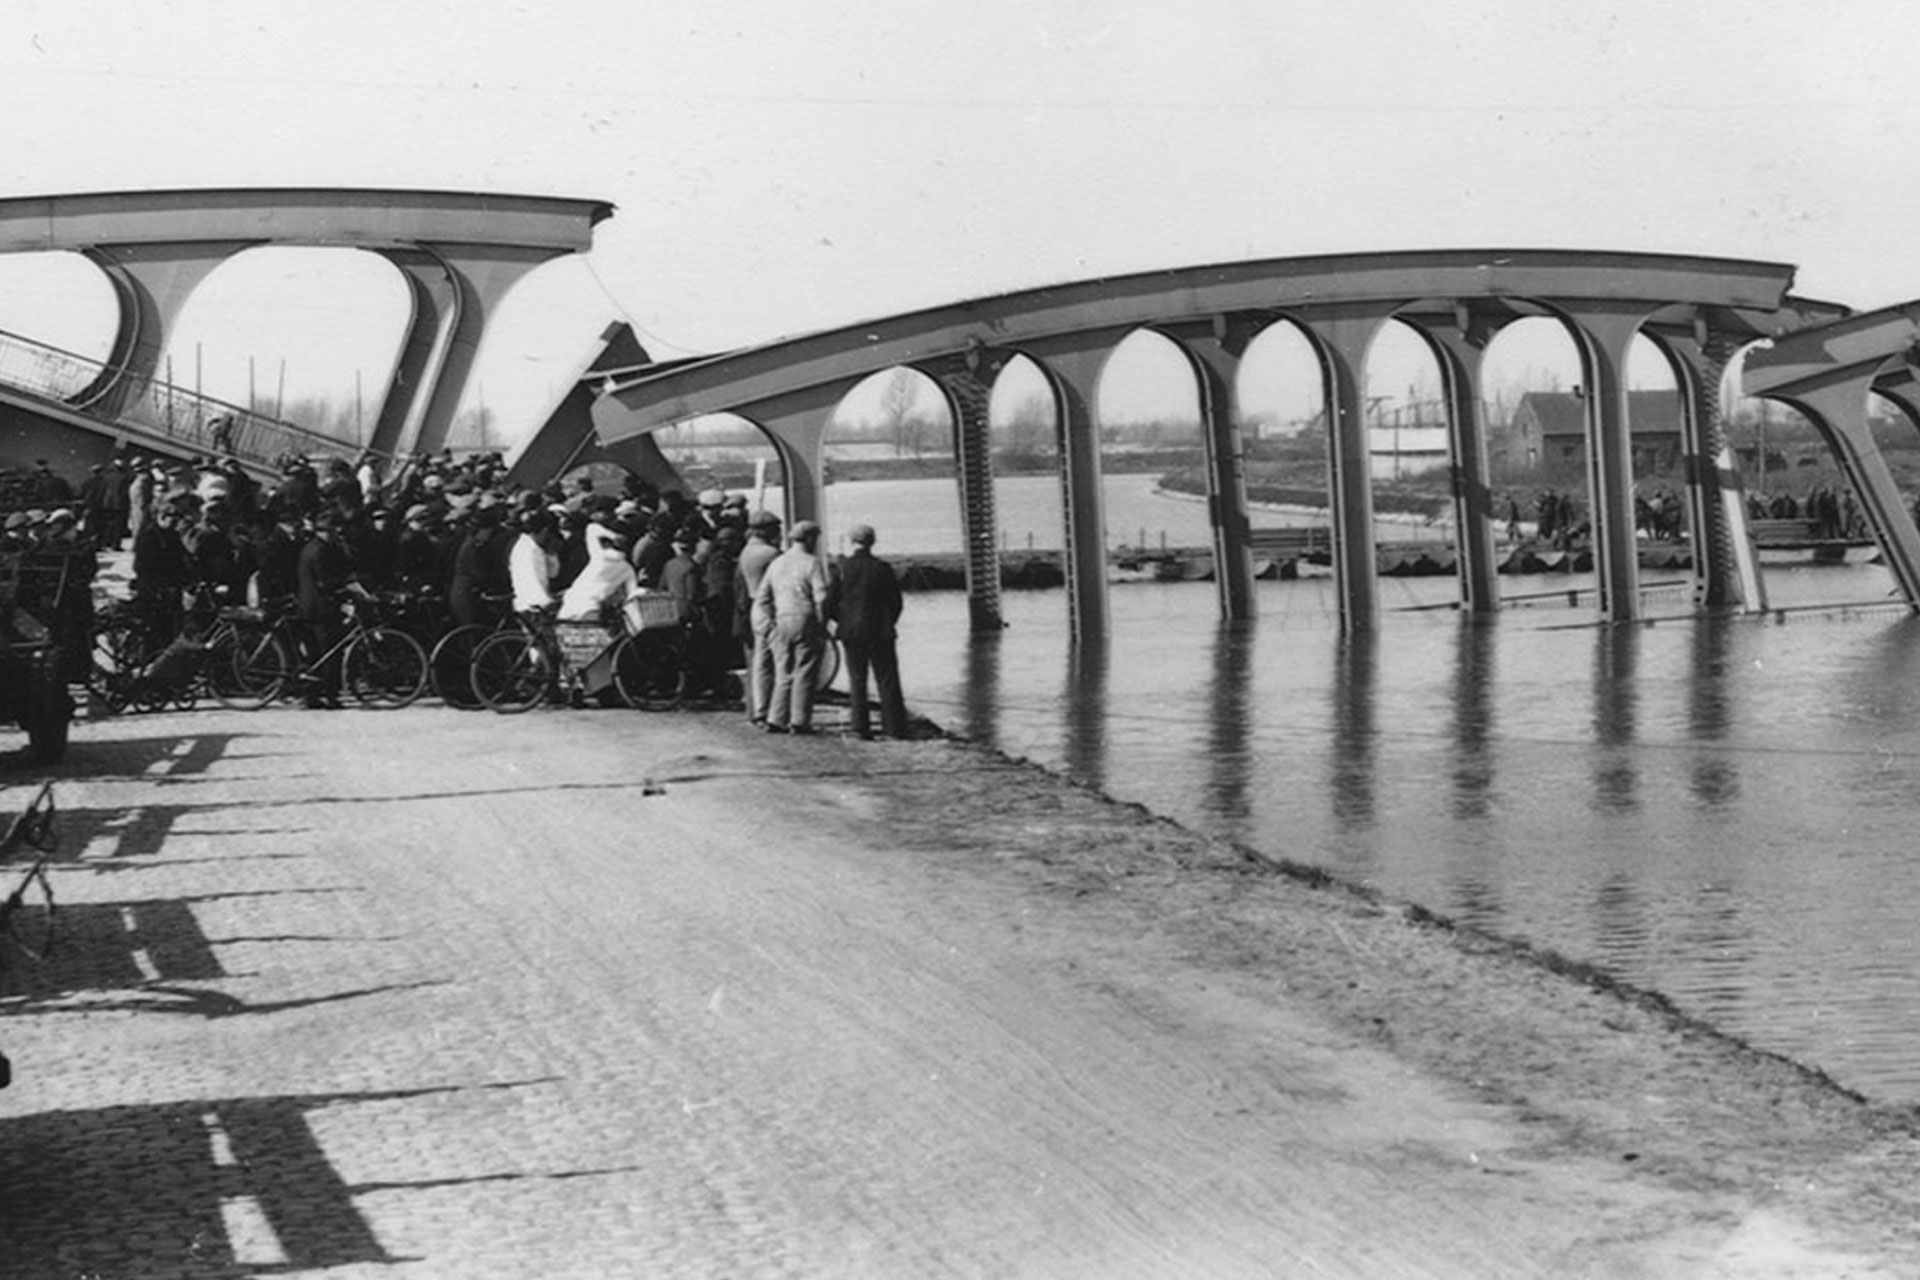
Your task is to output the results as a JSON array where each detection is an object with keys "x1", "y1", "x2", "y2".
[{"x1": 0, "y1": 326, "x2": 377, "y2": 475}]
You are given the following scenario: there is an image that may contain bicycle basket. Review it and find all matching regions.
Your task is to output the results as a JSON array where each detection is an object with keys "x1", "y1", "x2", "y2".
[{"x1": 623, "y1": 593, "x2": 680, "y2": 634}]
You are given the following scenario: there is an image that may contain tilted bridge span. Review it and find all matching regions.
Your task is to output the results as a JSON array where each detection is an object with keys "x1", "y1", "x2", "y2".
[{"x1": 551, "y1": 247, "x2": 1920, "y2": 636}]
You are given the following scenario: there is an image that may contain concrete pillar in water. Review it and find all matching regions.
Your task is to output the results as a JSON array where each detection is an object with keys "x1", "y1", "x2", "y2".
[
  {"x1": 1410, "y1": 309, "x2": 1503, "y2": 615},
  {"x1": 928, "y1": 353, "x2": 1006, "y2": 633},
  {"x1": 1557, "y1": 304, "x2": 1655, "y2": 623},
  {"x1": 1300, "y1": 306, "x2": 1393, "y2": 633},
  {"x1": 1165, "y1": 317, "x2": 1257, "y2": 621},
  {"x1": 1030, "y1": 347, "x2": 1110, "y2": 644},
  {"x1": 1664, "y1": 325, "x2": 1761, "y2": 611}
]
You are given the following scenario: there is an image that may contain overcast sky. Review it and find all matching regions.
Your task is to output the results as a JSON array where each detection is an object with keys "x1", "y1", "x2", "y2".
[{"x1": 3, "y1": 0, "x2": 1915, "y2": 438}]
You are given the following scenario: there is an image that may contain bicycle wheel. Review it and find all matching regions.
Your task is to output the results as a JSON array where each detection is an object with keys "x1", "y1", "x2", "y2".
[
  {"x1": 343, "y1": 627, "x2": 429, "y2": 708},
  {"x1": 428, "y1": 623, "x2": 491, "y2": 708},
  {"x1": 470, "y1": 631, "x2": 549, "y2": 713},
  {"x1": 205, "y1": 620, "x2": 293, "y2": 709},
  {"x1": 611, "y1": 630, "x2": 682, "y2": 710},
  {"x1": 88, "y1": 616, "x2": 158, "y2": 713}
]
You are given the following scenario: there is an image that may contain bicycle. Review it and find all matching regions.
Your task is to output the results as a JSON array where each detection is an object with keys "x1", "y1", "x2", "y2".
[
  {"x1": 212, "y1": 592, "x2": 429, "y2": 709},
  {"x1": 469, "y1": 593, "x2": 684, "y2": 714},
  {"x1": 89, "y1": 585, "x2": 281, "y2": 714},
  {"x1": 426, "y1": 593, "x2": 516, "y2": 710}
]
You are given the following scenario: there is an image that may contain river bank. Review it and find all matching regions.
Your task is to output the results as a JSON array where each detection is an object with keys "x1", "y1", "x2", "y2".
[{"x1": 6, "y1": 703, "x2": 1919, "y2": 1274}]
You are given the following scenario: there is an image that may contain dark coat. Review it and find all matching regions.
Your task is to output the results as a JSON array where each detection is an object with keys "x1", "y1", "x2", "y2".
[{"x1": 833, "y1": 549, "x2": 902, "y2": 645}]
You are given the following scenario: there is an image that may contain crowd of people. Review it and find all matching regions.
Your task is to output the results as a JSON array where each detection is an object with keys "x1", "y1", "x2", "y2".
[{"x1": 5, "y1": 449, "x2": 907, "y2": 736}]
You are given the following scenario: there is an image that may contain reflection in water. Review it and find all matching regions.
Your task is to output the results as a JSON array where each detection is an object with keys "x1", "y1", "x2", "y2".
[
  {"x1": 1450, "y1": 620, "x2": 1498, "y2": 822},
  {"x1": 1329, "y1": 631, "x2": 1378, "y2": 832},
  {"x1": 1062, "y1": 639, "x2": 1109, "y2": 790},
  {"x1": 1591, "y1": 625, "x2": 1640, "y2": 812},
  {"x1": 1592, "y1": 871, "x2": 1650, "y2": 972},
  {"x1": 962, "y1": 629, "x2": 1003, "y2": 745},
  {"x1": 1200, "y1": 622, "x2": 1255, "y2": 838},
  {"x1": 1687, "y1": 617, "x2": 1740, "y2": 808},
  {"x1": 1443, "y1": 620, "x2": 1503, "y2": 927},
  {"x1": 1677, "y1": 880, "x2": 1754, "y2": 1022}
]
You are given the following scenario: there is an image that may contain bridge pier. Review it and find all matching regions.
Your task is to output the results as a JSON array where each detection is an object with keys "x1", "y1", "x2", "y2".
[
  {"x1": 1665, "y1": 328, "x2": 1763, "y2": 611},
  {"x1": 1033, "y1": 345, "x2": 1112, "y2": 645},
  {"x1": 928, "y1": 357, "x2": 1006, "y2": 633},
  {"x1": 1412, "y1": 313, "x2": 1502, "y2": 615},
  {"x1": 1559, "y1": 304, "x2": 1654, "y2": 623},
  {"x1": 1169, "y1": 318, "x2": 1259, "y2": 622},
  {"x1": 1302, "y1": 307, "x2": 1392, "y2": 633}
]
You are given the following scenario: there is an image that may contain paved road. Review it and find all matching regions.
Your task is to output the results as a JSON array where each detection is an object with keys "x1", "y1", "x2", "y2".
[{"x1": 0, "y1": 702, "x2": 1875, "y2": 1278}]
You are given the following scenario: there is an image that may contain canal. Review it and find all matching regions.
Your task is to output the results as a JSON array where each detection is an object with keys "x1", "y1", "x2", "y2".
[{"x1": 823, "y1": 472, "x2": 1920, "y2": 1104}]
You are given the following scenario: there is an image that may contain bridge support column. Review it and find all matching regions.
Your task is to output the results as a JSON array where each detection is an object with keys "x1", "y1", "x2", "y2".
[
  {"x1": 929, "y1": 356, "x2": 1006, "y2": 633},
  {"x1": 1171, "y1": 320, "x2": 1258, "y2": 622},
  {"x1": 1413, "y1": 314, "x2": 1502, "y2": 615},
  {"x1": 1560, "y1": 305, "x2": 1654, "y2": 622},
  {"x1": 1034, "y1": 349, "x2": 1110, "y2": 645},
  {"x1": 368, "y1": 248, "x2": 460, "y2": 460},
  {"x1": 744, "y1": 385, "x2": 848, "y2": 533},
  {"x1": 406, "y1": 245, "x2": 564, "y2": 458},
  {"x1": 1666, "y1": 329, "x2": 1762, "y2": 611},
  {"x1": 1302, "y1": 307, "x2": 1392, "y2": 633},
  {"x1": 78, "y1": 241, "x2": 255, "y2": 419}
]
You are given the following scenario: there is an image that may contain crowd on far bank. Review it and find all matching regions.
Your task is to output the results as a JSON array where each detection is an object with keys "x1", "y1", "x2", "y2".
[{"x1": 3, "y1": 449, "x2": 909, "y2": 740}]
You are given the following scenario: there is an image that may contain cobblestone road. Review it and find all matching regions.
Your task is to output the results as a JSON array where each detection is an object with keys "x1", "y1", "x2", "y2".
[{"x1": 0, "y1": 701, "x2": 1872, "y2": 1278}]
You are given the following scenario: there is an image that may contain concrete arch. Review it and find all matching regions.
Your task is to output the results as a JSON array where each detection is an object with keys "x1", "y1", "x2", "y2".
[{"x1": 0, "y1": 188, "x2": 611, "y2": 467}]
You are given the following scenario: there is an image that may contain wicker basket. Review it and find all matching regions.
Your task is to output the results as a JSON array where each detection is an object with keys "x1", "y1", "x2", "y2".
[{"x1": 623, "y1": 593, "x2": 681, "y2": 634}]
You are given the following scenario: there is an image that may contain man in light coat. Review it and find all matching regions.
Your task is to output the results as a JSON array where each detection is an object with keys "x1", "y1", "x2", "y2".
[
  {"x1": 752, "y1": 518, "x2": 830, "y2": 734},
  {"x1": 734, "y1": 511, "x2": 783, "y2": 725}
]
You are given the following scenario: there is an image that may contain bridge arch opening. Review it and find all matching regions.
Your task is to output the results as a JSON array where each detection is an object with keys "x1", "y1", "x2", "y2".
[
  {"x1": 988, "y1": 354, "x2": 1065, "y2": 556},
  {"x1": 0, "y1": 251, "x2": 118, "y2": 378},
  {"x1": 444, "y1": 255, "x2": 609, "y2": 457},
  {"x1": 1096, "y1": 328, "x2": 1203, "y2": 558},
  {"x1": 1362, "y1": 320, "x2": 1451, "y2": 570},
  {"x1": 639, "y1": 412, "x2": 786, "y2": 515},
  {"x1": 822, "y1": 365, "x2": 955, "y2": 555},
  {"x1": 164, "y1": 246, "x2": 410, "y2": 447}
]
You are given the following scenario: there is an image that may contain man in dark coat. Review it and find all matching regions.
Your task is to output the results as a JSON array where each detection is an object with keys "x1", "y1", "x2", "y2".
[
  {"x1": 295, "y1": 512, "x2": 354, "y2": 709},
  {"x1": 831, "y1": 523, "x2": 907, "y2": 740}
]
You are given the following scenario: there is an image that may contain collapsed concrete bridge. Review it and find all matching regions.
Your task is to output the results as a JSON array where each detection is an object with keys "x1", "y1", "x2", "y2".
[
  {"x1": 0, "y1": 187, "x2": 1915, "y2": 639},
  {"x1": 536, "y1": 247, "x2": 1920, "y2": 637}
]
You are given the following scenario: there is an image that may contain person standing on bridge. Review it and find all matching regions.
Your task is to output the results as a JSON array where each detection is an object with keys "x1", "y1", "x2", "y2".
[{"x1": 831, "y1": 523, "x2": 907, "y2": 741}]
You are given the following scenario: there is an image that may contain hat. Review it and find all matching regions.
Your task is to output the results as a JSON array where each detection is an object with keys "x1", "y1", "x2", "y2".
[
  {"x1": 847, "y1": 523, "x2": 875, "y2": 546},
  {"x1": 748, "y1": 508, "x2": 781, "y2": 529},
  {"x1": 404, "y1": 503, "x2": 435, "y2": 523},
  {"x1": 698, "y1": 488, "x2": 724, "y2": 508},
  {"x1": 614, "y1": 499, "x2": 641, "y2": 518},
  {"x1": 788, "y1": 519, "x2": 820, "y2": 543},
  {"x1": 47, "y1": 508, "x2": 75, "y2": 524},
  {"x1": 4, "y1": 513, "x2": 28, "y2": 531}
]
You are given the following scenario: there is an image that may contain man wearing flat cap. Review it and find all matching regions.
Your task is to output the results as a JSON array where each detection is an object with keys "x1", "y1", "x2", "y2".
[
  {"x1": 752, "y1": 518, "x2": 831, "y2": 733},
  {"x1": 734, "y1": 510, "x2": 783, "y2": 725},
  {"x1": 832, "y1": 523, "x2": 907, "y2": 739}
]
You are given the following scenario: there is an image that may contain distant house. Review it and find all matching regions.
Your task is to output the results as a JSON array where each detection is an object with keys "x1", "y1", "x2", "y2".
[{"x1": 1506, "y1": 390, "x2": 1684, "y2": 472}]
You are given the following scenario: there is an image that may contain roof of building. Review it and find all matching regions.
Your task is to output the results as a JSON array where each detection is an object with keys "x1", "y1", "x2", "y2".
[{"x1": 1516, "y1": 390, "x2": 1683, "y2": 438}]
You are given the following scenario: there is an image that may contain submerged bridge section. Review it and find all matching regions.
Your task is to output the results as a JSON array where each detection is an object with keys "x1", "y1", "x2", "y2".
[
  {"x1": 0, "y1": 188, "x2": 611, "y2": 473},
  {"x1": 571, "y1": 248, "x2": 1868, "y2": 637}
]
